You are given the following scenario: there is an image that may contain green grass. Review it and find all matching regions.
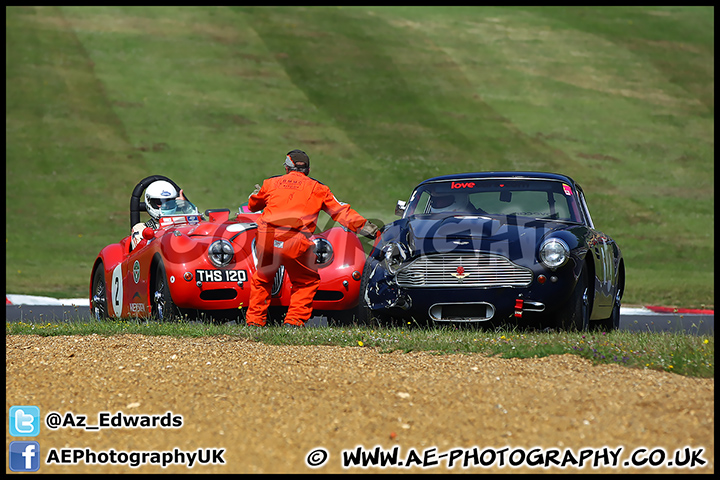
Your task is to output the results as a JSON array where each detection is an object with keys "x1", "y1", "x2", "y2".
[
  {"x1": 5, "y1": 318, "x2": 714, "y2": 378},
  {"x1": 5, "y1": 6, "x2": 714, "y2": 308}
]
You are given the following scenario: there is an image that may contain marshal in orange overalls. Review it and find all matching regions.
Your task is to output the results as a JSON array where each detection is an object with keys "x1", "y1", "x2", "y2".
[{"x1": 245, "y1": 169, "x2": 369, "y2": 327}]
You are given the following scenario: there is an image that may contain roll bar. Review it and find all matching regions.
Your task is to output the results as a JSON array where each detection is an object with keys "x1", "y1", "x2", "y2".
[{"x1": 129, "y1": 175, "x2": 186, "y2": 228}]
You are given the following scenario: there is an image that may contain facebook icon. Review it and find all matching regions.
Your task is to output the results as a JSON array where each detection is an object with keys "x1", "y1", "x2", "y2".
[{"x1": 9, "y1": 441, "x2": 41, "y2": 472}]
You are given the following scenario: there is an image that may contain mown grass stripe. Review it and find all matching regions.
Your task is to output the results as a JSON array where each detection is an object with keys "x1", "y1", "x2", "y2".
[
  {"x1": 6, "y1": 6, "x2": 148, "y2": 295},
  {"x1": 238, "y1": 7, "x2": 577, "y2": 200},
  {"x1": 5, "y1": 6, "x2": 714, "y2": 307}
]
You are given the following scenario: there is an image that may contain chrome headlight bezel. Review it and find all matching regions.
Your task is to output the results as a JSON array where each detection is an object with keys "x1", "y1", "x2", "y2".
[
  {"x1": 539, "y1": 238, "x2": 570, "y2": 270},
  {"x1": 383, "y1": 242, "x2": 409, "y2": 275},
  {"x1": 208, "y1": 239, "x2": 235, "y2": 267},
  {"x1": 313, "y1": 238, "x2": 334, "y2": 266}
]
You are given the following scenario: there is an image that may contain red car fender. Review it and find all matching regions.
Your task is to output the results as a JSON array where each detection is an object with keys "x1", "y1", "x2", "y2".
[
  {"x1": 90, "y1": 242, "x2": 127, "y2": 318},
  {"x1": 159, "y1": 230, "x2": 207, "y2": 265},
  {"x1": 158, "y1": 222, "x2": 258, "y2": 311},
  {"x1": 91, "y1": 210, "x2": 370, "y2": 318},
  {"x1": 263, "y1": 226, "x2": 365, "y2": 310},
  {"x1": 125, "y1": 243, "x2": 161, "y2": 318},
  {"x1": 312, "y1": 226, "x2": 366, "y2": 310}
]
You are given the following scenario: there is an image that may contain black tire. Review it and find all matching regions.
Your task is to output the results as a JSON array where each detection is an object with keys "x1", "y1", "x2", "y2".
[
  {"x1": 596, "y1": 288, "x2": 621, "y2": 331},
  {"x1": 91, "y1": 264, "x2": 109, "y2": 320},
  {"x1": 354, "y1": 258, "x2": 374, "y2": 326},
  {"x1": 267, "y1": 306, "x2": 287, "y2": 326},
  {"x1": 355, "y1": 258, "x2": 391, "y2": 327},
  {"x1": 555, "y1": 264, "x2": 590, "y2": 331},
  {"x1": 326, "y1": 308, "x2": 357, "y2": 327},
  {"x1": 151, "y1": 261, "x2": 179, "y2": 322}
]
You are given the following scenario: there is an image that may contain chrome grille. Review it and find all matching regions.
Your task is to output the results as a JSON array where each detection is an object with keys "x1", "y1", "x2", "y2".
[{"x1": 396, "y1": 253, "x2": 532, "y2": 287}]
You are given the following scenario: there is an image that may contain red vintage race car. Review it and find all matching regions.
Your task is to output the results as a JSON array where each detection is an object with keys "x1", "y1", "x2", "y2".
[{"x1": 89, "y1": 175, "x2": 368, "y2": 324}]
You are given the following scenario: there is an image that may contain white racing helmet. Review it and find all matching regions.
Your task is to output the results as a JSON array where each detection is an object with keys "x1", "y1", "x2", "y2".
[{"x1": 145, "y1": 180, "x2": 179, "y2": 219}]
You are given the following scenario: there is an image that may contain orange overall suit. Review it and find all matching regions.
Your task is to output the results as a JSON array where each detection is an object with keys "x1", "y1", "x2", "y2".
[{"x1": 245, "y1": 169, "x2": 369, "y2": 327}]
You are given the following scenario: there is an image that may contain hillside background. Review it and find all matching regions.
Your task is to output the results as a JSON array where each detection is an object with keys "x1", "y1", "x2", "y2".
[{"x1": 5, "y1": 6, "x2": 714, "y2": 308}]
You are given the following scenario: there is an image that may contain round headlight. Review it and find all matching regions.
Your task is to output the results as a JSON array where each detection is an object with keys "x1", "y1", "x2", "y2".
[
  {"x1": 384, "y1": 242, "x2": 408, "y2": 274},
  {"x1": 313, "y1": 238, "x2": 334, "y2": 266},
  {"x1": 208, "y1": 239, "x2": 234, "y2": 267},
  {"x1": 539, "y1": 238, "x2": 570, "y2": 270}
]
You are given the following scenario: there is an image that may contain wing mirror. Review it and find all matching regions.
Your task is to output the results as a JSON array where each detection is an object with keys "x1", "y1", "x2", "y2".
[
  {"x1": 142, "y1": 227, "x2": 155, "y2": 240},
  {"x1": 395, "y1": 200, "x2": 407, "y2": 217}
]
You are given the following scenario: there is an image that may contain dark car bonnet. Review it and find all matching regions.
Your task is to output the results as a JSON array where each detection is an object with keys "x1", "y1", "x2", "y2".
[{"x1": 402, "y1": 214, "x2": 577, "y2": 263}]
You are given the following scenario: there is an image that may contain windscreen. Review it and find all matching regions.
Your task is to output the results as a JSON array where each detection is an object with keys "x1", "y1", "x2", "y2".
[{"x1": 404, "y1": 178, "x2": 584, "y2": 222}]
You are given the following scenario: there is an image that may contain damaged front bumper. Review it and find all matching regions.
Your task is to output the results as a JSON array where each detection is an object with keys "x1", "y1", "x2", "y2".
[{"x1": 364, "y1": 260, "x2": 554, "y2": 322}]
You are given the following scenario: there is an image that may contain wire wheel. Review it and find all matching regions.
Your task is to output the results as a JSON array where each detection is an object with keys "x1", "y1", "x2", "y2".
[
  {"x1": 152, "y1": 261, "x2": 178, "y2": 322},
  {"x1": 91, "y1": 265, "x2": 109, "y2": 320}
]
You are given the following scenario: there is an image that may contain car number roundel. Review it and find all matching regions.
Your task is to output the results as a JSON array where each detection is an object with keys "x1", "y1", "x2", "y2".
[{"x1": 111, "y1": 264, "x2": 123, "y2": 317}]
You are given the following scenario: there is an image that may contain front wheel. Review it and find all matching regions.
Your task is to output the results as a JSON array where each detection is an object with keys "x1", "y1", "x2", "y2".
[
  {"x1": 354, "y1": 258, "x2": 391, "y2": 327},
  {"x1": 596, "y1": 287, "x2": 621, "y2": 332},
  {"x1": 326, "y1": 308, "x2": 357, "y2": 327},
  {"x1": 151, "y1": 261, "x2": 179, "y2": 322},
  {"x1": 354, "y1": 258, "x2": 374, "y2": 326},
  {"x1": 555, "y1": 264, "x2": 590, "y2": 332}
]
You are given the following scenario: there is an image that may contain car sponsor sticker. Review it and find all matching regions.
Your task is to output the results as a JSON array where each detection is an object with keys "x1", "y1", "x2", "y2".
[
  {"x1": 563, "y1": 184, "x2": 573, "y2": 196},
  {"x1": 159, "y1": 215, "x2": 200, "y2": 228},
  {"x1": 195, "y1": 269, "x2": 248, "y2": 284},
  {"x1": 450, "y1": 181, "x2": 476, "y2": 189},
  {"x1": 133, "y1": 260, "x2": 141, "y2": 284},
  {"x1": 130, "y1": 292, "x2": 145, "y2": 314},
  {"x1": 129, "y1": 303, "x2": 145, "y2": 313}
]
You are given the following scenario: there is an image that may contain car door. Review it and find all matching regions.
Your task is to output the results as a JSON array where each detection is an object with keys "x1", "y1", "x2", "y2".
[
  {"x1": 119, "y1": 236, "x2": 152, "y2": 318},
  {"x1": 576, "y1": 187, "x2": 614, "y2": 311}
]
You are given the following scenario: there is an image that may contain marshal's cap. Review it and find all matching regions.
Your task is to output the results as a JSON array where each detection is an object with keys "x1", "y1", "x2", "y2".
[{"x1": 284, "y1": 149, "x2": 310, "y2": 171}]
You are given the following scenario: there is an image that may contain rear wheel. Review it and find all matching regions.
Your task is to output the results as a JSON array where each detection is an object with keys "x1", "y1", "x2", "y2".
[
  {"x1": 151, "y1": 261, "x2": 179, "y2": 322},
  {"x1": 555, "y1": 264, "x2": 590, "y2": 331},
  {"x1": 91, "y1": 264, "x2": 109, "y2": 320}
]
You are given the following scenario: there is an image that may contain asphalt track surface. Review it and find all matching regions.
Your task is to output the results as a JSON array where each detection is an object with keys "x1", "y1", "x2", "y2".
[{"x1": 5, "y1": 296, "x2": 714, "y2": 335}]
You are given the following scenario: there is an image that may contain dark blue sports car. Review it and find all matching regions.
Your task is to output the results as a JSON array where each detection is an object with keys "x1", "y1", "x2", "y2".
[{"x1": 358, "y1": 172, "x2": 625, "y2": 331}]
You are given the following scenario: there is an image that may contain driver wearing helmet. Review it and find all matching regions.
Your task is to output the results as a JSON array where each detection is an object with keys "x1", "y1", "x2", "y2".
[
  {"x1": 431, "y1": 193, "x2": 470, "y2": 213},
  {"x1": 130, "y1": 180, "x2": 199, "y2": 249}
]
